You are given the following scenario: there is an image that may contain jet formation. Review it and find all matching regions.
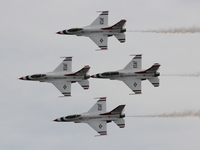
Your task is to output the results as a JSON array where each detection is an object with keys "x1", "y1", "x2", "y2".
[
  {"x1": 56, "y1": 11, "x2": 126, "y2": 50},
  {"x1": 19, "y1": 55, "x2": 160, "y2": 96},
  {"x1": 54, "y1": 97, "x2": 125, "y2": 136},
  {"x1": 19, "y1": 11, "x2": 161, "y2": 135}
]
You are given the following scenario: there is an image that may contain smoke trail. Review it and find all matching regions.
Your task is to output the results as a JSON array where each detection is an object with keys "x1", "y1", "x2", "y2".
[
  {"x1": 128, "y1": 27, "x2": 200, "y2": 34},
  {"x1": 128, "y1": 110, "x2": 200, "y2": 118},
  {"x1": 162, "y1": 72, "x2": 200, "y2": 77}
]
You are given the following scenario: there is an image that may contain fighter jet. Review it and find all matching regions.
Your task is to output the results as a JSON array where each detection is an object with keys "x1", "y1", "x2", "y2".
[
  {"x1": 54, "y1": 97, "x2": 125, "y2": 136},
  {"x1": 56, "y1": 11, "x2": 126, "y2": 50},
  {"x1": 91, "y1": 55, "x2": 160, "y2": 94},
  {"x1": 19, "y1": 57, "x2": 90, "y2": 97}
]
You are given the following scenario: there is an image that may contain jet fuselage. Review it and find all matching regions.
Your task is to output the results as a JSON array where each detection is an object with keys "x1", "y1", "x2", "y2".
[
  {"x1": 19, "y1": 72, "x2": 90, "y2": 83},
  {"x1": 54, "y1": 112, "x2": 125, "y2": 123},
  {"x1": 91, "y1": 70, "x2": 160, "y2": 80},
  {"x1": 57, "y1": 26, "x2": 126, "y2": 36}
]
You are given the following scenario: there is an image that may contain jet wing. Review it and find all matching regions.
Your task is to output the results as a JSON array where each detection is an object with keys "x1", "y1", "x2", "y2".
[
  {"x1": 90, "y1": 11, "x2": 108, "y2": 26},
  {"x1": 87, "y1": 120, "x2": 107, "y2": 135},
  {"x1": 53, "y1": 57, "x2": 72, "y2": 73},
  {"x1": 122, "y1": 78, "x2": 141, "y2": 94},
  {"x1": 88, "y1": 97, "x2": 106, "y2": 113},
  {"x1": 123, "y1": 55, "x2": 142, "y2": 71},
  {"x1": 51, "y1": 81, "x2": 71, "y2": 96},
  {"x1": 89, "y1": 34, "x2": 108, "y2": 50}
]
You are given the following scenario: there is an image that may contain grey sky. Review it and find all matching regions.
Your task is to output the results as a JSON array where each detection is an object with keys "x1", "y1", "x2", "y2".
[{"x1": 1, "y1": 0, "x2": 200, "y2": 149}]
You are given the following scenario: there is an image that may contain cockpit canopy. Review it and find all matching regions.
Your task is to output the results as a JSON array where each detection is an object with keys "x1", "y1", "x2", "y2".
[
  {"x1": 65, "y1": 114, "x2": 81, "y2": 119},
  {"x1": 101, "y1": 71, "x2": 119, "y2": 76},
  {"x1": 30, "y1": 74, "x2": 46, "y2": 78},
  {"x1": 67, "y1": 28, "x2": 83, "y2": 32}
]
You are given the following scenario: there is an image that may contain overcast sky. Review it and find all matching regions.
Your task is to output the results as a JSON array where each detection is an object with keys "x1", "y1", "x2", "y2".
[{"x1": 1, "y1": 0, "x2": 200, "y2": 149}]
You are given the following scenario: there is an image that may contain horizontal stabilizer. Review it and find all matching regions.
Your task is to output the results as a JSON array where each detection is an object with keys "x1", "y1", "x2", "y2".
[
  {"x1": 78, "y1": 80, "x2": 89, "y2": 90},
  {"x1": 113, "y1": 119, "x2": 125, "y2": 128},
  {"x1": 148, "y1": 77, "x2": 159, "y2": 87},
  {"x1": 114, "y1": 33, "x2": 125, "y2": 43}
]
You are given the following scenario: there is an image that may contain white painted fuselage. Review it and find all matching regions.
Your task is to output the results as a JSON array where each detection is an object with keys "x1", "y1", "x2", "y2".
[
  {"x1": 20, "y1": 71, "x2": 89, "y2": 83},
  {"x1": 54, "y1": 112, "x2": 124, "y2": 123},
  {"x1": 91, "y1": 70, "x2": 160, "y2": 81}
]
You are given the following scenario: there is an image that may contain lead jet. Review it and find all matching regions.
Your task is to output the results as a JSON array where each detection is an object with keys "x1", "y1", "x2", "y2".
[
  {"x1": 19, "y1": 57, "x2": 90, "y2": 97},
  {"x1": 54, "y1": 97, "x2": 125, "y2": 136},
  {"x1": 56, "y1": 11, "x2": 126, "y2": 50},
  {"x1": 91, "y1": 55, "x2": 160, "y2": 94}
]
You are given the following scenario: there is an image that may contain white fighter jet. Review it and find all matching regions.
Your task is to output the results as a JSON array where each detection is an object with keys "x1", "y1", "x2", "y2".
[
  {"x1": 54, "y1": 97, "x2": 125, "y2": 136},
  {"x1": 19, "y1": 57, "x2": 90, "y2": 97},
  {"x1": 56, "y1": 11, "x2": 126, "y2": 50},
  {"x1": 91, "y1": 55, "x2": 160, "y2": 94}
]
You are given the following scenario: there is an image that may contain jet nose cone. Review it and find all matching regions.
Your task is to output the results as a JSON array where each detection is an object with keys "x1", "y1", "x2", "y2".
[
  {"x1": 54, "y1": 119, "x2": 59, "y2": 122},
  {"x1": 19, "y1": 77, "x2": 24, "y2": 80},
  {"x1": 56, "y1": 31, "x2": 61, "y2": 34}
]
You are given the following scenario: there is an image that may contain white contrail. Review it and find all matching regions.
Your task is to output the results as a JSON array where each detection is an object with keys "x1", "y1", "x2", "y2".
[
  {"x1": 128, "y1": 110, "x2": 200, "y2": 118},
  {"x1": 128, "y1": 27, "x2": 200, "y2": 34},
  {"x1": 162, "y1": 72, "x2": 200, "y2": 77}
]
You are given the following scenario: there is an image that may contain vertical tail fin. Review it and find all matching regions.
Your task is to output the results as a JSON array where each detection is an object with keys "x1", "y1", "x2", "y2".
[
  {"x1": 102, "y1": 19, "x2": 126, "y2": 30},
  {"x1": 109, "y1": 105, "x2": 125, "y2": 115},
  {"x1": 136, "y1": 63, "x2": 160, "y2": 74},
  {"x1": 65, "y1": 65, "x2": 90, "y2": 76},
  {"x1": 100, "y1": 105, "x2": 125, "y2": 115}
]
